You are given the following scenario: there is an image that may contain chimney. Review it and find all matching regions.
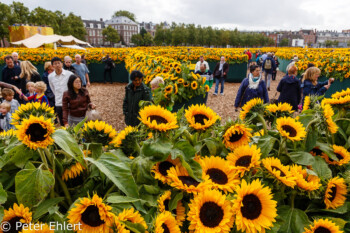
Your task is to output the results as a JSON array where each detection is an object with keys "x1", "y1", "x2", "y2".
[{"x1": 100, "y1": 18, "x2": 103, "y2": 22}]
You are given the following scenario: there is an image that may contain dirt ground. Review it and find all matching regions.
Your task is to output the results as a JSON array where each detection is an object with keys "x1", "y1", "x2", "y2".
[{"x1": 89, "y1": 71, "x2": 286, "y2": 131}]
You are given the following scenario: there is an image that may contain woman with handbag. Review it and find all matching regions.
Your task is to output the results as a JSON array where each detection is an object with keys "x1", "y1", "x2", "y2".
[
  {"x1": 62, "y1": 74, "x2": 96, "y2": 127},
  {"x1": 213, "y1": 56, "x2": 229, "y2": 96},
  {"x1": 234, "y1": 65, "x2": 269, "y2": 111}
]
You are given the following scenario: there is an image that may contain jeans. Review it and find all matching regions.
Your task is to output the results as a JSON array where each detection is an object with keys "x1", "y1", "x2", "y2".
[
  {"x1": 264, "y1": 72, "x2": 272, "y2": 89},
  {"x1": 214, "y1": 77, "x2": 225, "y2": 94}
]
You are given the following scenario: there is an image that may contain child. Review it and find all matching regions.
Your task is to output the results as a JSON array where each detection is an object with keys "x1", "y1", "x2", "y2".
[
  {"x1": 1, "y1": 88, "x2": 20, "y2": 115},
  {"x1": 25, "y1": 82, "x2": 35, "y2": 97},
  {"x1": 20, "y1": 81, "x2": 50, "y2": 106},
  {"x1": 0, "y1": 102, "x2": 12, "y2": 131}
]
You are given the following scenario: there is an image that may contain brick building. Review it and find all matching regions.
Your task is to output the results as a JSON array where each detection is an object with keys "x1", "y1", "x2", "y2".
[
  {"x1": 299, "y1": 29, "x2": 316, "y2": 46},
  {"x1": 105, "y1": 16, "x2": 139, "y2": 46},
  {"x1": 82, "y1": 19, "x2": 108, "y2": 47},
  {"x1": 140, "y1": 22, "x2": 156, "y2": 37}
]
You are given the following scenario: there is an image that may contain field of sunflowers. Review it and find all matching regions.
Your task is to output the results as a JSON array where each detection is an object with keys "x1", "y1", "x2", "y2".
[{"x1": 0, "y1": 81, "x2": 350, "y2": 233}]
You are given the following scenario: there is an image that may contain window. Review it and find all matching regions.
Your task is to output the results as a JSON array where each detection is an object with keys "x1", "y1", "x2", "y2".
[
  {"x1": 97, "y1": 24, "x2": 101, "y2": 29},
  {"x1": 92, "y1": 30, "x2": 95, "y2": 36},
  {"x1": 89, "y1": 30, "x2": 92, "y2": 36},
  {"x1": 90, "y1": 23, "x2": 93, "y2": 28}
]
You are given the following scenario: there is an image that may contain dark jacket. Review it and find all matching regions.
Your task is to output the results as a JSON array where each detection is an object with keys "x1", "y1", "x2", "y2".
[
  {"x1": 103, "y1": 57, "x2": 114, "y2": 70},
  {"x1": 302, "y1": 79, "x2": 328, "y2": 97},
  {"x1": 277, "y1": 75, "x2": 301, "y2": 111},
  {"x1": 19, "y1": 73, "x2": 42, "y2": 93},
  {"x1": 1, "y1": 65, "x2": 21, "y2": 87},
  {"x1": 123, "y1": 83, "x2": 151, "y2": 126},
  {"x1": 62, "y1": 88, "x2": 91, "y2": 125},
  {"x1": 42, "y1": 71, "x2": 55, "y2": 107},
  {"x1": 213, "y1": 62, "x2": 229, "y2": 79},
  {"x1": 63, "y1": 65, "x2": 76, "y2": 73},
  {"x1": 262, "y1": 57, "x2": 276, "y2": 74},
  {"x1": 235, "y1": 77, "x2": 269, "y2": 108}
]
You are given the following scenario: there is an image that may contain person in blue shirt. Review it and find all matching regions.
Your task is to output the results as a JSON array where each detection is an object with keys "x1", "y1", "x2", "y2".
[
  {"x1": 301, "y1": 67, "x2": 334, "y2": 104},
  {"x1": 235, "y1": 65, "x2": 269, "y2": 111},
  {"x1": 72, "y1": 54, "x2": 90, "y2": 87}
]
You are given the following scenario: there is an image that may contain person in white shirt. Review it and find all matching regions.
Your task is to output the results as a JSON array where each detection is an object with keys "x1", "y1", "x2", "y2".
[
  {"x1": 194, "y1": 56, "x2": 209, "y2": 73},
  {"x1": 48, "y1": 57, "x2": 73, "y2": 126}
]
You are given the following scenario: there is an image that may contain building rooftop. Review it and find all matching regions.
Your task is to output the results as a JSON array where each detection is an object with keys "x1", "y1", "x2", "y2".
[{"x1": 105, "y1": 16, "x2": 138, "y2": 25}]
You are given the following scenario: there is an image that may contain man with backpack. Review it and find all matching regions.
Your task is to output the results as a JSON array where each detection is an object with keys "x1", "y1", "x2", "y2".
[{"x1": 262, "y1": 52, "x2": 276, "y2": 91}]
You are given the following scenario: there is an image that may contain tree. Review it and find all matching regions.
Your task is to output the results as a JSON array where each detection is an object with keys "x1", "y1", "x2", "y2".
[
  {"x1": 140, "y1": 28, "x2": 147, "y2": 37},
  {"x1": 0, "y1": 3, "x2": 12, "y2": 45},
  {"x1": 9, "y1": 1, "x2": 30, "y2": 24},
  {"x1": 131, "y1": 34, "x2": 143, "y2": 46},
  {"x1": 60, "y1": 13, "x2": 86, "y2": 40},
  {"x1": 325, "y1": 40, "x2": 333, "y2": 48},
  {"x1": 279, "y1": 38, "x2": 289, "y2": 47},
  {"x1": 154, "y1": 24, "x2": 166, "y2": 45},
  {"x1": 143, "y1": 33, "x2": 153, "y2": 46},
  {"x1": 186, "y1": 24, "x2": 197, "y2": 46},
  {"x1": 102, "y1": 26, "x2": 120, "y2": 46},
  {"x1": 113, "y1": 10, "x2": 136, "y2": 22},
  {"x1": 172, "y1": 24, "x2": 185, "y2": 46}
]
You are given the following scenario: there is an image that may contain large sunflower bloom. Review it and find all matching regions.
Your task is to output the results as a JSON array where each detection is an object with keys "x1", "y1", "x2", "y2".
[
  {"x1": 167, "y1": 166, "x2": 210, "y2": 194},
  {"x1": 262, "y1": 157, "x2": 296, "y2": 188},
  {"x1": 276, "y1": 117, "x2": 306, "y2": 141},
  {"x1": 199, "y1": 156, "x2": 240, "y2": 193},
  {"x1": 322, "y1": 145, "x2": 350, "y2": 166},
  {"x1": 11, "y1": 102, "x2": 55, "y2": 126},
  {"x1": 152, "y1": 156, "x2": 181, "y2": 184},
  {"x1": 227, "y1": 144, "x2": 261, "y2": 177},
  {"x1": 303, "y1": 219, "x2": 343, "y2": 233},
  {"x1": 15, "y1": 115, "x2": 55, "y2": 150},
  {"x1": 232, "y1": 179, "x2": 277, "y2": 233},
  {"x1": 290, "y1": 165, "x2": 321, "y2": 191},
  {"x1": 185, "y1": 104, "x2": 220, "y2": 130},
  {"x1": 240, "y1": 98, "x2": 265, "y2": 121},
  {"x1": 67, "y1": 194, "x2": 115, "y2": 233},
  {"x1": 139, "y1": 105, "x2": 178, "y2": 132},
  {"x1": 83, "y1": 120, "x2": 117, "y2": 145},
  {"x1": 62, "y1": 162, "x2": 85, "y2": 181},
  {"x1": 157, "y1": 191, "x2": 186, "y2": 226},
  {"x1": 324, "y1": 177, "x2": 347, "y2": 209},
  {"x1": 111, "y1": 126, "x2": 138, "y2": 148},
  {"x1": 222, "y1": 124, "x2": 252, "y2": 150},
  {"x1": 115, "y1": 208, "x2": 148, "y2": 233},
  {"x1": 155, "y1": 211, "x2": 181, "y2": 233},
  {"x1": 1, "y1": 204, "x2": 32, "y2": 233},
  {"x1": 187, "y1": 189, "x2": 234, "y2": 233}
]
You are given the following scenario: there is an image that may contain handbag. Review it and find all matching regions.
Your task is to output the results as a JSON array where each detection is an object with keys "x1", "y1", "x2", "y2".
[
  {"x1": 214, "y1": 69, "x2": 222, "y2": 77},
  {"x1": 86, "y1": 108, "x2": 102, "y2": 122},
  {"x1": 270, "y1": 92, "x2": 278, "y2": 104}
]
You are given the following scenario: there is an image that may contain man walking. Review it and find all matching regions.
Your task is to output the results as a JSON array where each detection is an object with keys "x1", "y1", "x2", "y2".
[
  {"x1": 73, "y1": 54, "x2": 90, "y2": 87},
  {"x1": 213, "y1": 56, "x2": 229, "y2": 96},
  {"x1": 262, "y1": 52, "x2": 276, "y2": 91}
]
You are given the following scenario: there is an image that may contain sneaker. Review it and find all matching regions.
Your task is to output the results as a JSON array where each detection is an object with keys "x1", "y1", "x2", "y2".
[
  {"x1": 220, "y1": 93, "x2": 224, "y2": 96},
  {"x1": 213, "y1": 93, "x2": 217, "y2": 96},
  {"x1": 267, "y1": 87, "x2": 271, "y2": 91}
]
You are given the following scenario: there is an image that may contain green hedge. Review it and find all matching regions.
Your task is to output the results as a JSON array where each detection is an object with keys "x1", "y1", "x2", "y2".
[{"x1": 208, "y1": 62, "x2": 247, "y2": 83}]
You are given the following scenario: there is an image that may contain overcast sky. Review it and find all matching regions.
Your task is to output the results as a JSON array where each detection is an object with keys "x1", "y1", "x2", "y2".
[{"x1": 2, "y1": 0, "x2": 349, "y2": 31}]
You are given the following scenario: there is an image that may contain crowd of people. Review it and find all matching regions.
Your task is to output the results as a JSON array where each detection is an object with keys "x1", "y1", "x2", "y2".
[{"x1": 0, "y1": 51, "x2": 335, "y2": 132}]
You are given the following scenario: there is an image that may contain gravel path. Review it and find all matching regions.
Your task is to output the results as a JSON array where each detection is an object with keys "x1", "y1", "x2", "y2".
[{"x1": 89, "y1": 71, "x2": 286, "y2": 131}]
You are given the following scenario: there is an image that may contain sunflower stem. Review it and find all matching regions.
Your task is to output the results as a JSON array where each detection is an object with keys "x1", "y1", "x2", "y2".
[
  {"x1": 104, "y1": 186, "x2": 116, "y2": 199},
  {"x1": 183, "y1": 129, "x2": 194, "y2": 146},
  {"x1": 44, "y1": 148, "x2": 56, "y2": 199},
  {"x1": 278, "y1": 137, "x2": 286, "y2": 157},
  {"x1": 38, "y1": 149, "x2": 49, "y2": 170},
  {"x1": 256, "y1": 114, "x2": 268, "y2": 135},
  {"x1": 290, "y1": 191, "x2": 297, "y2": 209},
  {"x1": 55, "y1": 173, "x2": 73, "y2": 205}
]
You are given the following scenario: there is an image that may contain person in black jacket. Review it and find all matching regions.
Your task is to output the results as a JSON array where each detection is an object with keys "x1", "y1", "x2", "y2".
[
  {"x1": 42, "y1": 61, "x2": 55, "y2": 107},
  {"x1": 272, "y1": 56, "x2": 279, "y2": 81},
  {"x1": 276, "y1": 65, "x2": 301, "y2": 111},
  {"x1": 123, "y1": 70, "x2": 151, "y2": 126},
  {"x1": 63, "y1": 56, "x2": 76, "y2": 73},
  {"x1": 262, "y1": 53, "x2": 276, "y2": 91},
  {"x1": 102, "y1": 54, "x2": 114, "y2": 84},
  {"x1": 2, "y1": 56, "x2": 21, "y2": 88},
  {"x1": 19, "y1": 61, "x2": 41, "y2": 94},
  {"x1": 213, "y1": 56, "x2": 229, "y2": 96}
]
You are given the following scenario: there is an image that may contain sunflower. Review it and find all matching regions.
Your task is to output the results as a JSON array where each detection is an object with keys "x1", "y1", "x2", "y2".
[
  {"x1": 139, "y1": 105, "x2": 178, "y2": 132},
  {"x1": 183, "y1": 81, "x2": 190, "y2": 87},
  {"x1": 303, "y1": 219, "x2": 343, "y2": 233},
  {"x1": 115, "y1": 208, "x2": 148, "y2": 233},
  {"x1": 309, "y1": 147, "x2": 325, "y2": 157},
  {"x1": 111, "y1": 126, "x2": 138, "y2": 148},
  {"x1": 322, "y1": 145, "x2": 350, "y2": 166},
  {"x1": 276, "y1": 117, "x2": 306, "y2": 141},
  {"x1": 174, "y1": 83, "x2": 178, "y2": 94},
  {"x1": 67, "y1": 194, "x2": 115, "y2": 233},
  {"x1": 15, "y1": 115, "x2": 55, "y2": 150},
  {"x1": 205, "y1": 85, "x2": 210, "y2": 92},
  {"x1": 331, "y1": 87, "x2": 350, "y2": 99},
  {"x1": 227, "y1": 144, "x2": 261, "y2": 177},
  {"x1": 82, "y1": 120, "x2": 117, "y2": 145},
  {"x1": 191, "y1": 72, "x2": 198, "y2": 80},
  {"x1": 152, "y1": 156, "x2": 181, "y2": 184},
  {"x1": 164, "y1": 85, "x2": 173, "y2": 94},
  {"x1": 232, "y1": 179, "x2": 277, "y2": 233},
  {"x1": 191, "y1": 81, "x2": 198, "y2": 90},
  {"x1": 223, "y1": 124, "x2": 252, "y2": 150},
  {"x1": 177, "y1": 78, "x2": 185, "y2": 84},
  {"x1": 303, "y1": 96, "x2": 311, "y2": 111},
  {"x1": 0, "y1": 129, "x2": 15, "y2": 139},
  {"x1": 266, "y1": 102, "x2": 294, "y2": 115},
  {"x1": 262, "y1": 157, "x2": 296, "y2": 188},
  {"x1": 240, "y1": 98, "x2": 265, "y2": 121},
  {"x1": 290, "y1": 165, "x2": 321, "y2": 191},
  {"x1": 157, "y1": 191, "x2": 186, "y2": 226},
  {"x1": 322, "y1": 104, "x2": 338, "y2": 134},
  {"x1": 175, "y1": 67, "x2": 181, "y2": 74},
  {"x1": 187, "y1": 189, "x2": 234, "y2": 233},
  {"x1": 11, "y1": 102, "x2": 55, "y2": 126},
  {"x1": 62, "y1": 162, "x2": 85, "y2": 181},
  {"x1": 199, "y1": 156, "x2": 240, "y2": 193},
  {"x1": 155, "y1": 212, "x2": 181, "y2": 233},
  {"x1": 324, "y1": 177, "x2": 347, "y2": 209},
  {"x1": 185, "y1": 104, "x2": 220, "y2": 130},
  {"x1": 1, "y1": 204, "x2": 32, "y2": 233},
  {"x1": 20, "y1": 223, "x2": 54, "y2": 233},
  {"x1": 167, "y1": 166, "x2": 210, "y2": 194}
]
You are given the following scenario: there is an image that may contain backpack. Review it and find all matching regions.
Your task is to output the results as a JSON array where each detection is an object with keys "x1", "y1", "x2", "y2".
[{"x1": 264, "y1": 59, "x2": 272, "y2": 70}]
